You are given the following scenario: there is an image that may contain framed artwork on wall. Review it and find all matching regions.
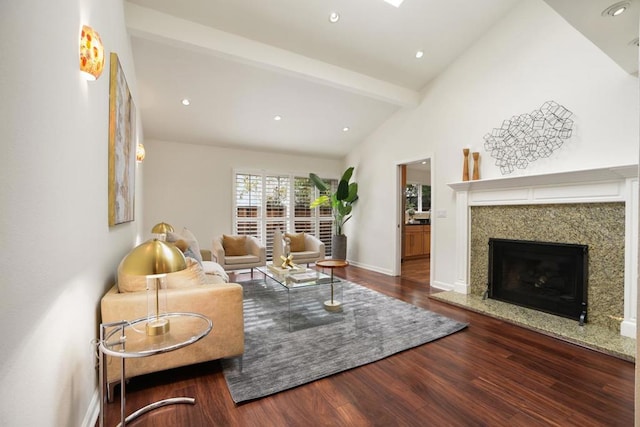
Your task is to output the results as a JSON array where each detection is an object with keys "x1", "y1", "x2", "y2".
[{"x1": 108, "y1": 52, "x2": 136, "y2": 226}]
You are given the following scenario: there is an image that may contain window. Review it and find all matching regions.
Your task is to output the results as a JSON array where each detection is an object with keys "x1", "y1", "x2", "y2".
[
  {"x1": 234, "y1": 171, "x2": 336, "y2": 260},
  {"x1": 234, "y1": 173, "x2": 262, "y2": 238},
  {"x1": 405, "y1": 184, "x2": 431, "y2": 212},
  {"x1": 421, "y1": 185, "x2": 431, "y2": 211},
  {"x1": 292, "y1": 176, "x2": 336, "y2": 257},
  {"x1": 405, "y1": 184, "x2": 418, "y2": 212},
  {"x1": 265, "y1": 175, "x2": 290, "y2": 260}
]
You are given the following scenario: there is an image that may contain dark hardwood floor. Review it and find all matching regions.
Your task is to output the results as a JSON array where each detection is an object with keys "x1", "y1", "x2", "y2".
[
  {"x1": 100, "y1": 263, "x2": 634, "y2": 426},
  {"x1": 400, "y1": 257, "x2": 430, "y2": 286}
]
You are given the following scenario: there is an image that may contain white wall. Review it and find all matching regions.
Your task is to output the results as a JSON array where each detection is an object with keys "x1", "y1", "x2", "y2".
[
  {"x1": 142, "y1": 139, "x2": 342, "y2": 246},
  {"x1": 0, "y1": 1, "x2": 141, "y2": 426},
  {"x1": 345, "y1": 0, "x2": 639, "y2": 284}
]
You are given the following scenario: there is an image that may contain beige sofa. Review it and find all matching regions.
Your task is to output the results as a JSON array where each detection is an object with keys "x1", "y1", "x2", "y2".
[{"x1": 100, "y1": 254, "x2": 244, "y2": 400}]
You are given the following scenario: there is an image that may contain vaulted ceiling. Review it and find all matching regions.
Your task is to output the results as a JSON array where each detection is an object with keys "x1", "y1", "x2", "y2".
[{"x1": 125, "y1": 0, "x2": 638, "y2": 159}]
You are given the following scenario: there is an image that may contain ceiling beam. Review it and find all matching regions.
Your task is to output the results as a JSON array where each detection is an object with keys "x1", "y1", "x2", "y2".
[{"x1": 124, "y1": 2, "x2": 420, "y2": 107}]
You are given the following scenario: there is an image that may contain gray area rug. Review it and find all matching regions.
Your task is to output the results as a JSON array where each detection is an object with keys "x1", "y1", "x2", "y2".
[{"x1": 221, "y1": 278, "x2": 468, "y2": 403}]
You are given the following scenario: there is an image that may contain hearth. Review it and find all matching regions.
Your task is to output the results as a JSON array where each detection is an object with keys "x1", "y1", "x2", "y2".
[{"x1": 486, "y1": 238, "x2": 588, "y2": 324}]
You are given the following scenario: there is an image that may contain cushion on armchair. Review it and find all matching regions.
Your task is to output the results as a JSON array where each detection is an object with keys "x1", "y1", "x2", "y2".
[
  {"x1": 285, "y1": 232, "x2": 306, "y2": 252},
  {"x1": 223, "y1": 234, "x2": 247, "y2": 256}
]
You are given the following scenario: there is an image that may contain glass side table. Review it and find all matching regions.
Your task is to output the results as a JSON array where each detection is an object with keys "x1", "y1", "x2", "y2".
[{"x1": 98, "y1": 312, "x2": 213, "y2": 427}]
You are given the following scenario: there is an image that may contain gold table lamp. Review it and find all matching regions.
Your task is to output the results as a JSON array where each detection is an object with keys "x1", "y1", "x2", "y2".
[
  {"x1": 151, "y1": 222, "x2": 174, "y2": 241},
  {"x1": 119, "y1": 239, "x2": 186, "y2": 335},
  {"x1": 151, "y1": 222, "x2": 174, "y2": 234}
]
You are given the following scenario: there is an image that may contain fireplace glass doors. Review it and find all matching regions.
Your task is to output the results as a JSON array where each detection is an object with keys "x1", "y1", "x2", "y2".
[{"x1": 487, "y1": 238, "x2": 588, "y2": 324}]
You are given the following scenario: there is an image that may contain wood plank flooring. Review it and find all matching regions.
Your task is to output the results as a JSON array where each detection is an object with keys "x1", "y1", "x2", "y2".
[
  {"x1": 99, "y1": 263, "x2": 634, "y2": 427},
  {"x1": 400, "y1": 257, "x2": 429, "y2": 286}
]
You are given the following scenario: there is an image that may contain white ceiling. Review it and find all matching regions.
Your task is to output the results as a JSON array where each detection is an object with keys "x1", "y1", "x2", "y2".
[
  {"x1": 544, "y1": 0, "x2": 639, "y2": 75},
  {"x1": 125, "y1": 0, "x2": 638, "y2": 159}
]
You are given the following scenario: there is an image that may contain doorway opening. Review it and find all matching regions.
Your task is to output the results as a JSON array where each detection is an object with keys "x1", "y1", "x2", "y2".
[{"x1": 399, "y1": 159, "x2": 431, "y2": 285}]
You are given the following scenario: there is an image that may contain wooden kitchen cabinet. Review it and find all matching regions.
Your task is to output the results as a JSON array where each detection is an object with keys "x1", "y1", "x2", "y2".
[
  {"x1": 424, "y1": 225, "x2": 430, "y2": 255},
  {"x1": 404, "y1": 225, "x2": 430, "y2": 259},
  {"x1": 404, "y1": 226, "x2": 424, "y2": 258}
]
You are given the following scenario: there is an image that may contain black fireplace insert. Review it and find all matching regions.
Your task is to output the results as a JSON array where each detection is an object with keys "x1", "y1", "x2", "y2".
[{"x1": 487, "y1": 238, "x2": 588, "y2": 324}]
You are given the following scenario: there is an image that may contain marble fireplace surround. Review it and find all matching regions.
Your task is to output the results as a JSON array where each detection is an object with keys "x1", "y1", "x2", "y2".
[{"x1": 447, "y1": 165, "x2": 638, "y2": 340}]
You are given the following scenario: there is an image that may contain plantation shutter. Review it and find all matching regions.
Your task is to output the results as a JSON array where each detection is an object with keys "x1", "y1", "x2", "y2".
[
  {"x1": 234, "y1": 173, "x2": 262, "y2": 239},
  {"x1": 233, "y1": 170, "x2": 337, "y2": 261},
  {"x1": 264, "y1": 175, "x2": 290, "y2": 260},
  {"x1": 317, "y1": 178, "x2": 337, "y2": 257}
]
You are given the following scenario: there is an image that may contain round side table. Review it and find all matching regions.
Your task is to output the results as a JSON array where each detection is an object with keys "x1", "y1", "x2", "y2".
[
  {"x1": 316, "y1": 259, "x2": 349, "y2": 312},
  {"x1": 98, "y1": 312, "x2": 212, "y2": 427}
]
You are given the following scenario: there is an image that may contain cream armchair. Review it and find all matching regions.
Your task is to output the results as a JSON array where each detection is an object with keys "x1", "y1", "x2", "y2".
[
  {"x1": 273, "y1": 229, "x2": 325, "y2": 266},
  {"x1": 212, "y1": 234, "x2": 266, "y2": 276}
]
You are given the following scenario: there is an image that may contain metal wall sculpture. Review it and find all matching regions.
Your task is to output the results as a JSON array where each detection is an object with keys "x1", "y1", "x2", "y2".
[{"x1": 483, "y1": 101, "x2": 574, "y2": 175}]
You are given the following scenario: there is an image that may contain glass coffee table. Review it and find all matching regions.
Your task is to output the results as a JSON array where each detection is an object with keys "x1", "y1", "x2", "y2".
[{"x1": 257, "y1": 265, "x2": 343, "y2": 331}]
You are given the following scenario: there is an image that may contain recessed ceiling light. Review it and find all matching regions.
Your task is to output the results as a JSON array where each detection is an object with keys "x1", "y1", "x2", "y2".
[
  {"x1": 384, "y1": 0, "x2": 405, "y2": 7},
  {"x1": 329, "y1": 12, "x2": 340, "y2": 23},
  {"x1": 421, "y1": 161, "x2": 427, "y2": 165},
  {"x1": 274, "y1": 115, "x2": 282, "y2": 121},
  {"x1": 181, "y1": 98, "x2": 190, "y2": 106},
  {"x1": 611, "y1": 5, "x2": 628, "y2": 15},
  {"x1": 342, "y1": 127, "x2": 350, "y2": 132},
  {"x1": 415, "y1": 50, "x2": 424, "y2": 59},
  {"x1": 601, "y1": 1, "x2": 631, "y2": 17}
]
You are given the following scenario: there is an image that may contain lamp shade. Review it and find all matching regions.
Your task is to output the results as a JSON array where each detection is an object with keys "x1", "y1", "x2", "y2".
[
  {"x1": 151, "y1": 222, "x2": 174, "y2": 234},
  {"x1": 79, "y1": 25, "x2": 105, "y2": 80},
  {"x1": 119, "y1": 239, "x2": 186, "y2": 277}
]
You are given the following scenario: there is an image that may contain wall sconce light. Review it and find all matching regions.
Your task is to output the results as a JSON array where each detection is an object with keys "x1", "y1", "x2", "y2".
[
  {"x1": 79, "y1": 25, "x2": 105, "y2": 80},
  {"x1": 136, "y1": 143, "x2": 146, "y2": 163}
]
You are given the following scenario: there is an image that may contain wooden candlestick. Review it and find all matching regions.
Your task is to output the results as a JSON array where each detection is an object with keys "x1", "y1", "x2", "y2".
[
  {"x1": 472, "y1": 152, "x2": 480, "y2": 180},
  {"x1": 462, "y1": 148, "x2": 470, "y2": 181}
]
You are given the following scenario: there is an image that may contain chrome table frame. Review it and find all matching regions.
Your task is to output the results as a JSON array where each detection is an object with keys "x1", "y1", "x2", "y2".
[{"x1": 98, "y1": 312, "x2": 212, "y2": 427}]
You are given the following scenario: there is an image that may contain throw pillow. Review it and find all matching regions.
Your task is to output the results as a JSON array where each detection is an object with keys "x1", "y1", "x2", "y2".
[
  {"x1": 117, "y1": 268, "x2": 147, "y2": 293},
  {"x1": 174, "y1": 239, "x2": 199, "y2": 261},
  {"x1": 165, "y1": 257, "x2": 207, "y2": 289},
  {"x1": 285, "y1": 232, "x2": 305, "y2": 252},
  {"x1": 223, "y1": 234, "x2": 247, "y2": 256},
  {"x1": 117, "y1": 257, "x2": 205, "y2": 292},
  {"x1": 202, "y1": 260, "x2": 230, "y2": 282},
  {"x1": 166, "y1": 228, "x2": 203, "y2": 264},
  {"x1": 181, "y1": 228, "x2": 203, "y2": 263}
]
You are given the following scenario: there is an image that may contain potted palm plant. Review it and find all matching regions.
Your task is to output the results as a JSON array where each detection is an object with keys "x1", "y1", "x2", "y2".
[{"x1": 309, "y1": 167, "x2": 359, "y2": 260}]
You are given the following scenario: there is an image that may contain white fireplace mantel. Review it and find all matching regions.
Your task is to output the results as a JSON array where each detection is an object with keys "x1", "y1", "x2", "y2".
[{"x1": 447, "y1": 164, "x2": 639, "y2": 338}]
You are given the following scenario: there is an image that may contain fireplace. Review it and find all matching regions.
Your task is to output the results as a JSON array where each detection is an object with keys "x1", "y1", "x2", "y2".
[
  {"x1": 487, "y1": 238, "x2": 589, "y2": 324},
  {"x1": 448, "y1": 165, "x2": 636, "y2": 337}
]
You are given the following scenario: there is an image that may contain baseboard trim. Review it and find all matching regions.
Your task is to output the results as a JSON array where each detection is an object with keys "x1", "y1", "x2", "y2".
[
  {"x1": 82, "y1": 388, "x2": 100, "y2": 427},
  {"x1": 431, "y1": 280, "x2": 455, "y2": 292},
  {"x1": 452, "y1": 280, "x2": 470, "y2": 294},
  {"x1": 620, "y1": 319, "x2": 637, "y2": 339},
  {"x1": 345, "y1": 260, "x2": 394, "y2": 276}
]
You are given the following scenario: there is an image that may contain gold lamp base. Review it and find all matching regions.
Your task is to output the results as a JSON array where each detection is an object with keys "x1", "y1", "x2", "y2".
[
  {"x1": 146, "y1": 318, "x2": 170, "y2": 336},
  {"x1": 323, "y1": 300, "x2": 342, "y2": 312}
]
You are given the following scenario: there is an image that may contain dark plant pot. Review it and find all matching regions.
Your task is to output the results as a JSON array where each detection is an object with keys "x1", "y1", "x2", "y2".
[{"x1": 331, "y1": 234, "x2": 347, "y2": 260}]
